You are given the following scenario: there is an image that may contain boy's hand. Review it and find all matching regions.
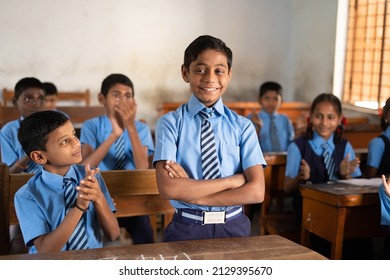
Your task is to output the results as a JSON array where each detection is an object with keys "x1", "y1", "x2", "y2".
[
  {"x1": 339, "y1": 153, "x2": 360, "y2": 177},
  {"x1": 382, "y1": 175, "x2": 390, "y2": 197},
  {"x1": 164, "y1": 160, "x2": 189, "y2": 178},
  {"x1": 299, "y1": 159, "x2": 310, "y2": 181},
  {"x1": 75, "y1": 164, "x2": 102, "y2": 209},
  {"x1": 115, "y1": 98, "x2": 137, "y2": 127},
  {"x1": 109, "y1": 115, "x2": 124, "y2": 138}
]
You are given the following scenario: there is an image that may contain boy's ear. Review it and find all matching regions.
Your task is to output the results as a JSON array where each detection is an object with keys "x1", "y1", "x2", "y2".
[
  {"x1": 98, "y1": 93, "x2": 105, "y2": 105},
  {"x1": 12, "y1": 97, "x2": 17, "y2": 106},
  {"x1": 181, "y1": 65, "x2": 190, "y2": 83},
  {"x1": 30, "y1": 151, "x2": 47, "y2": 165}
]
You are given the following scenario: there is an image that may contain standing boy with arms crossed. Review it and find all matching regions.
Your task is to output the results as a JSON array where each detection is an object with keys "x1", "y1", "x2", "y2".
[{"x1": 153, "y1": 35, "x2": 266, "y2": 242}]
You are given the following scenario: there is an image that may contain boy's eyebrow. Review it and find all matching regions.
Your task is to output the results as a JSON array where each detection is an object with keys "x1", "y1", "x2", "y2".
[{"x1": 193, "y1": 62, "x2": 228, "y2": 68}]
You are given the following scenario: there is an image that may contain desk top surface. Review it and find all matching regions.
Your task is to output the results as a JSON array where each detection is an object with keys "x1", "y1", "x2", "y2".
[
  {"x1": 300, "y1": 179, "x2": 380, "y2": 196},
  {"x1": 0, "y1": 235, "x2": 326, "y2": 260},
  {"x1": 300, "y1": 179, "x2": 381, "y2": 206}
]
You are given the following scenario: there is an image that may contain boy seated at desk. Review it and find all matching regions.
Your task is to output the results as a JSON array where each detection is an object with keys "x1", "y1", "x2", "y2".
[{"x1": 14, "y1": 110, "x2": 120, "y2": 253}]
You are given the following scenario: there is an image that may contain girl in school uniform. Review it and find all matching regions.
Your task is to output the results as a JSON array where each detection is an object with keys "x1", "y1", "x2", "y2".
[
  {"x1": 366, "y1": 98, "x2": 390, "y2": 178},
  {"x1": 283, "y1": 93, "x2": 361, "y2": 216},
  {"x1": 283, "y1": 93, "x2": 364, "y2": 258}
]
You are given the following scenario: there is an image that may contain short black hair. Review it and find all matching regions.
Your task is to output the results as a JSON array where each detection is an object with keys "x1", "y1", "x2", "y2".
[
  {"x1": 183, "y1": 35, "x2": 233, "y2": 71},
  {"x1": 18, "y1": 110, "x2": 69, "y2": 157},
  {"x1": 259, "y1": 81, "x2": 282, "y2": 98},
  {"x1": 42, "y1": 82, "x2": 58, "y2": 96},
  {"x1": 381, "y1": 97, "x2": 390, "y2": 131},
  {"x1": 14, "y1": 77, "x2": 44, "y2": 100},
  {"x1": 100, "y1": 73, "x2": 134, "y2": 97}
]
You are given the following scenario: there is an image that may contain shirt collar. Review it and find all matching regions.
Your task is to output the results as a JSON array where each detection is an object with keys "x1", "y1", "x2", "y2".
[
  {"x1": 41, "y1": 165, "x2": 78, "y2": 190},
  {"x1": 312, "y1": 131, "x2": 335, "y2": 150},
  {"x1": 259, "y1": 110, "x2": 278, "y2": 120},
  {"x1": 188, "y1": 94, "x2": 225, "y2": 118}
]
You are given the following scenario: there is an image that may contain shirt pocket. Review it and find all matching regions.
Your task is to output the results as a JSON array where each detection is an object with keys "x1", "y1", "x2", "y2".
[{"x1": 220, "y1": 144, "x2": 241, "y2": 176}]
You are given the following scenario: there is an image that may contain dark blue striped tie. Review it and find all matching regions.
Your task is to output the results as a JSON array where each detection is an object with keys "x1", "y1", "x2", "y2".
[
  {"x1": 199, "y1": 108, "x2": 220, "y2": 179},
  {"x1": 322, "y1": 143, "x2": 337, "y2": 181},
  {"x1": 269, "y1": 114, "x2": 281, "y2": 152},
  {"x1": 63, "y1": 177, "x2": 88, "y2": 250},
  {"x1": 115, "y1": 134, "x2": 126, "y2": 170}
]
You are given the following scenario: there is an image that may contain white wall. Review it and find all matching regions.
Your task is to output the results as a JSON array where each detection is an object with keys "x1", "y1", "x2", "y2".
[{"x1": 0, "y1": 0, "x2": 338, "y2": 128}]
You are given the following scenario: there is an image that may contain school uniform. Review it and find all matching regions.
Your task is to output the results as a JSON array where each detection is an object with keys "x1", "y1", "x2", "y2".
[
  {"x1": 14, "y1": 164, "x2": 116, "y2": 254},
  {"x1": 0, "y1": 118, "x2": 43, "y2": 172},
  {"x1": 80, "y1": 115, "x2": 154, "y2": 170},
  {"x1": 153, "y1": 94, "x2": 266, "y2": 242},
  {"x1": 367, "y1": 126, "x2": 390, "y2": 176},
  {"x1": 285, "y1": 132, "x2": 361, "y2": 218},
  {"x1": 80, "y1": 115, "x2": 155, "y2": 244},
  {"x1": 247, "y1": 110, "x2": 295, "y2": 152}
]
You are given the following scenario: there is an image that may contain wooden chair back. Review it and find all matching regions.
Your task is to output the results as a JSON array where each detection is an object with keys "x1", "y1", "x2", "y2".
[
  {"x1": 0, "y1": 165, "x2": 173, "y2": 255},
  {"x1": 2, "y1": 88, "x2": 90, "y2": 106},
  {"x1": 0, "y1": 106, "x2": 105, "y2": 128}
]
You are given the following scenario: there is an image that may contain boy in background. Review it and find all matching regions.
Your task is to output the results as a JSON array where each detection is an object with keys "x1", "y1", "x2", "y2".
[
  {"x1": 0, "y1": 77, "x2": 45, "y2": 173},
  {"x1": 153, "y1": 35, "x2": 266, "y2": 242},
  {"x1": 247, "y1": 81, "x2": 294, "y2": 153},
  {"x1": 15, "y1": 110, "x2": 119, "y2": 253},
  {"x1": 80, "y1": 73, "x2": 155, "y2": 244}
]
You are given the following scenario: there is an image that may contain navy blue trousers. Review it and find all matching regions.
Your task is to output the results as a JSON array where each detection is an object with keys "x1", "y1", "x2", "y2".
[
  {"x1": 118, "y1": 215, "x2": 154, "y2": 244},
  {"x1": 163, "y1": 213, "x2": 251, "y2": 242}
]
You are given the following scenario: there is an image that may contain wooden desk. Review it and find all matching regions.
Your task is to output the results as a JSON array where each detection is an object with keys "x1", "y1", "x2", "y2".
[
  {"x1": 300, "y1": 180, "x2": 389, "y2": 259},
  {"x1": 0, "y1": 235, "x2": 327, "y2": 260}
]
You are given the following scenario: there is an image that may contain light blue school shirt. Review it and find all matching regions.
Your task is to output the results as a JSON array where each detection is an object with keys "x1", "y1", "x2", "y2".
[
  {"x1": 246, "y1": 110, "x2": 294, "y2": 152},
  {"x1": 14, "y1": 164, "x2": 116, "y2": 254},
  {"x1": 367, "y1": 126, "x2": 390, "y2": 168},
  {"x1": 153, "y1": 94, "x2": 266, "y2": 211},
  {"x1": 285, "y1": 132, "x2": 362, "y2": 178},
  {"x1": 379, "y1": 183, "x2": 390, "y2": 227},
  {"x1": 80, "y1": 115, "x2": 154, "y2": 171},
  {"x1": 0, "y1": 118, "x2": 43, "y2": 172}
]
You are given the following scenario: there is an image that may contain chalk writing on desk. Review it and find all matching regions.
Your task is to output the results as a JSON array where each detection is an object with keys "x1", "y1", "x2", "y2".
[{"x1": 137, "y1": 252, "x2": 191, "y2": 260}]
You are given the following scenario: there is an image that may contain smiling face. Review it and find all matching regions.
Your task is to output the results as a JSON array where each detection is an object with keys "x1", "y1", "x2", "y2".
[
  {"x1": 311, "y1": 101, "x2": 341, "y2": 140},
  {"x1": 182, "y1": 49, "x2": 232, "y2": 107},
  {"x1": 37, "y1": 120, "x2": 82, "y2": 175}
]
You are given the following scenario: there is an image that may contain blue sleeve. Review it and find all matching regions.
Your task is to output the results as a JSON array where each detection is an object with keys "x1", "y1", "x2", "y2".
[
  {"x1": 0, "y1": 122, "x2": 21, "y2": 166},
  {"x1": 137, "y1": 122, "x2": 155, "y2": 156},
  {"x1": 285, "y1": 142, "x2": 302, "y2": 178},
  {"x1": 367, "y1": 137, "x2": 385, "y2": 168},
  {"x1": 379, "y1": 184, "x2": 390, "y2": 226},
  {"x1": 80, "y1": 119, "x2": 99, "y2": 150},
  {"x1": 14, "y1": 186, "x2": 51, "y2": 247},
  {"x1": 240, "y1": 119, "x2": 266, "y2": 170},
  {"x1": 287, "y1": 118, "x2": 295, "y2": 142},
  {"x1": 344, "y1": 142, "x2": 362, "y2": 177},
  {"x1": 96, "y1": 173, "x2": 116, "y2": 212},
  {"x1": 153, "y1": 114, "x2": 179, "y2": 164}
]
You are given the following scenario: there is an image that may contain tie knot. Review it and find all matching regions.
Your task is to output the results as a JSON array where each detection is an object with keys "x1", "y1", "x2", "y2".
[
  {"x1": 63, "y1": 177, "x2": 74, "y2": 188},
  {"x1": 199, "y1": 108, "x2": 215, "y2": 120}
]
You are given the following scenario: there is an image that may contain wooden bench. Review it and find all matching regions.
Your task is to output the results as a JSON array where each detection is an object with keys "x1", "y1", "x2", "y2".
[
  {"x1": 0, "y1": 106, "x2": 105, "y2": 128},
  {"x1": 2, "y1": 88, "x2": 90, "y2": 106},
  {"x1": 0, "y1": 164, "x2": 173, "y2": 255}
]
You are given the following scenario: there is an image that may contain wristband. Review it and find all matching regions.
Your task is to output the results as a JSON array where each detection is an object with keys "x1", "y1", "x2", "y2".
[{"x1": 74, "y1": 203, "x2": 87, "y2": 212}]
